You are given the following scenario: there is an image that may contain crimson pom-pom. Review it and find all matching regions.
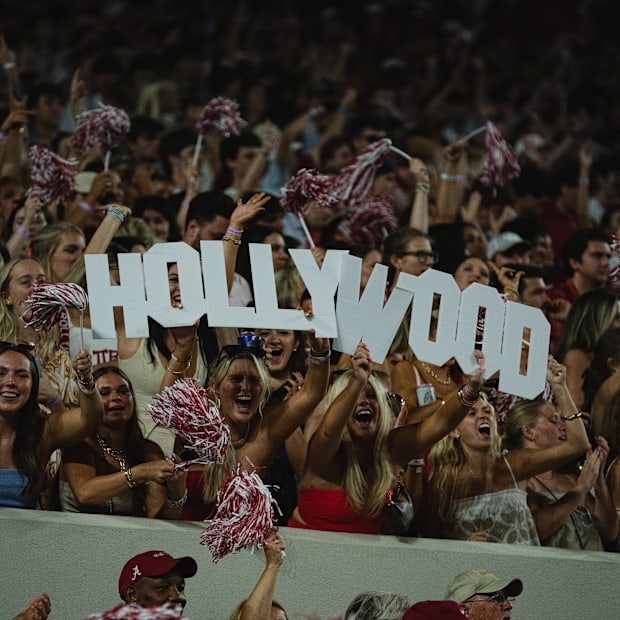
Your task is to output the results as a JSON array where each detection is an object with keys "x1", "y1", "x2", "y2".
[
  {"x1": 200, "y1": 465, "x2": 275, "y2": 563},
  {"x1": 339, "y1": 195, "x2": 396, "y2": 246},
  {"x1": 196, "y1": 97, "x2": 247, "y2": 137},
  {"x1": 479, "y1": 122, "x2": 520, "y2": 187},
  {"x1": 28, "y1": 145, "x2": 78, "y2": 204},
  {"x1": 330, "y1": 138, "x2": 393, "y2": 203},
  {"x1": 280, "y1": 168, "x2": 338, "y2": 216},
  {"x1": 148, "y1": 378, "x2": 230, "y2": 464},
  {"x1": 72, "y1": 105, "x2": 131, "y2": 154},
  {"x1": 85, "y1": 604, "x2": 186, "y2": 620},
  {"x1": 22, "y1": 282, "x2": 88, "y2": 331}
]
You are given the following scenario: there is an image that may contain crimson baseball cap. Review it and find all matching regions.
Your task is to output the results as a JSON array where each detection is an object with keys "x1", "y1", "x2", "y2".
[
  {"x1": 402, "y1": 600, "x2": 468, "y2": 620},
  {"x1": 118, "y1": 550, "x2": 198, "y2": 599}
]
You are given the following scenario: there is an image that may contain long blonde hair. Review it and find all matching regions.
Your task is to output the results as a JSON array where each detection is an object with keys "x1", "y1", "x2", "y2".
[
  {"x1": 201, "y1": 350, "x2": 271, "y2": 505},
  {"x1": 0, "y1": 257, "x2": 78, "y2": 405},
  {"x1": 326, "y1": 371, "x2": 395, "y2": 516},
  {"x1": 428, "y1": 393, "x2": 501, "y2": 517}
]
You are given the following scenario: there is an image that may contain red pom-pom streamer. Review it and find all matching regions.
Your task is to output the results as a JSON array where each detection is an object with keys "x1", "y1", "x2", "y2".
[
  {"x1": 72, "y1": 105, "x2": 131, "y2": 155},
  {"x1": 22, "y1": 282, "x2": 88, "y2": 331},
  {"x1": 196, "y1": 97, "x2": 247, "y2": 137},
  {"x1": 479, "y1": 122, "x2": 520, "y2": 187},
  {"x1": 338, "y1": 195, "x2": 397, "y2": 246},
  {"x1": 28, "y1": 145, "x2": 78, "y2": 204},
  {"x1": 330, "y1": 138, "x2": 393, "y2": 203},
  {"x1": 280, "y1": 168, "x2": 338, "y2": 216},
  {"x1": 85, "y1": 604, "x2": 186, "y2": 620},
  {"x1": 148, "y1": 378, "x2": 230, "y2": 464},
  {"x1": 200, "y1": 464, "x2": 275, "y2": 563}
]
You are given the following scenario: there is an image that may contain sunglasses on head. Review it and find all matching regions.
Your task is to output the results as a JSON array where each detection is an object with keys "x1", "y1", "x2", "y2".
[{"x1": 216, "y1": 332, "x2": 266, "y2": 363}]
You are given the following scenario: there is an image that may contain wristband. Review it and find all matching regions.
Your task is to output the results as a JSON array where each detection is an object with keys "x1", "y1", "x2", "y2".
[
  {"x1": 181, "y1": 199, "x2": 190, "y2": 208},
  {"x1": 107, "y1": 207, "x2": 126, "y2": 223},
  {"x1": 78, "y1": 200, "x2": 94, "y2": 213},
  {"x1": 440, "y1": 173, "x2": 467, "y2": 183},
  {"x1": 16, "y1": 226, "x2": 28, "y2": 236},
  {"x1": 3, "y1": 62, "x2": 16, "y2": 71},
  {"x1": 222, "y1": 235, "x2": 242, "y2": 245},
  {"x1": 76, "y1": 377, "x2": 96, "y2": 394},
  {"x1": 166, "y1": 489, "x2": 188, "y2": 509},
  {"x1": 308, "y1": 352, "x2": 330, "y2": 366},
  {"x1": 307, "y1": 107, "x2": 318, "y2": 119},
  {"x1": 463, "y1": 383, "x2": 479, "y2": 400},
  {"x1": 227, "y1": 225, "x2": 243, "y2": 237},
  {"x1": 46, "y1": 393, "x2": 63, "y2": 409},
  {"x1": 415, "y1": 182, "x2": 430, "y2": 193}
]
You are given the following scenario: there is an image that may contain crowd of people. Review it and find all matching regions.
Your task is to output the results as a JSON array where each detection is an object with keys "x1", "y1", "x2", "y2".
[{"x1": 3, "y1": 0, "x2": 620, "y2": 618}]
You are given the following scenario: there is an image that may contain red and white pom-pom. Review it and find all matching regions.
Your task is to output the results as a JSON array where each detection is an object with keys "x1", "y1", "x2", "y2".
[
  {"x1": 339, "y1": 195, "x2": 397, "y2": 246},
  {"x1": 28, "y1": 145, "x2": 78, "y2": 204},
  {"x1": 280, "y1": 168, "x2": 338, "y2": 216},
  {"x1": 85, "y1": 604, "x2": 186, "y2": 620},
  {"x1": 196, "y1": 97, "x2": 247, "y2": 137},
  {"x1": 200, "y1": 465, "x2": 275, "y2": 563},
  {"x1": 330, "y1": 138, "x2": 393, "y2": 203},
  {"x1": 72, "y1": 105, "x2": 131, "y2": 154},
  {"x1": 479, "y1": 122, "x2": 520, "y2": 187},
  {"x1": 148, "y1": 378, "x2": 230, "y2": 463},
  {"x1": 22, "y1": 282, "x2": 88, "y2": 331}
]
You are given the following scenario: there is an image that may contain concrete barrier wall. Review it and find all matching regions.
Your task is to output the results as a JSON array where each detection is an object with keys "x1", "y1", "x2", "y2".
[{"x1": 1, "y1": 508, "x2": 619, "y2": 620}]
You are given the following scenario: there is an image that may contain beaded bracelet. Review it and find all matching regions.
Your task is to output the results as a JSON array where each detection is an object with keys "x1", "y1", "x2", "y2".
[
  {"x1": 562, "y1": 410, "x2": 583, "y2": 421},
  {"x1": 166, "y1": 489, "x2": 189, "y2": 509},
  {"x1": 415, "y1": 182, "x2": 431, "y2": 193},
  {"x1": 107, "y1": 207, "x2": 126, "y2": 223},
  {"x1": 222, "y1": 235, "x2": 242, "y2": 246},
  {"x1": 125, "y1": 467, "x2": 138, "y2": 488},
  {"x1": 76, "y1": 377, "x2": 96, "y2": 395},
  {"x1": 227, "y1": 225, "x2": 243, "y2": 237}
]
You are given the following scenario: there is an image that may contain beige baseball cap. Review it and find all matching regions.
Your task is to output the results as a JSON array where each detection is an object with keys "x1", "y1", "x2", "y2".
[{"x1": 445, "y1": 569, "x2": 523, "y2": 604}]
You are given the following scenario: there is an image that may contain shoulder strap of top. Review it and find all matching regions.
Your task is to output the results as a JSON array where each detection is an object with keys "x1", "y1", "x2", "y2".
[{"x1": 502, "y1": 455, "x2": 519, "y2": 488}]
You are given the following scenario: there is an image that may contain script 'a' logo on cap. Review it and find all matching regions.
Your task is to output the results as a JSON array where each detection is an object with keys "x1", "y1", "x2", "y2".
[
  {"x1": 132, "y1": 565, "x2": 142, "y2": 582},
  {"x1": 153, "y1": 552, "x2": 166, "y2": 557}
]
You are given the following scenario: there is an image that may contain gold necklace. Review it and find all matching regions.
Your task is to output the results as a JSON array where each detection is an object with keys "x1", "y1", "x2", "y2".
[
  {"x1": 95, "y1": 432, "x2": 127, "y2": 471},
  {"x1": 419, "y1": 362, "x2": 452, "y2": 385}
]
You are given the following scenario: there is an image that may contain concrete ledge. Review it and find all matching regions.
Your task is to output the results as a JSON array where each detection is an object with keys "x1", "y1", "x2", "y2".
[{"x1": 1, "y1": 508, "x2": 619, "y2": 619}]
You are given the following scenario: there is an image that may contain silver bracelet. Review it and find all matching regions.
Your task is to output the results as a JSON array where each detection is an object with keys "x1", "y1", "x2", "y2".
[{"x1": 166, "y1": 489, "x2": 188, "y2": 509}]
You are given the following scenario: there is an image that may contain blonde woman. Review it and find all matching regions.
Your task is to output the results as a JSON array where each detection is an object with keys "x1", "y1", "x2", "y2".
[
  {"x1": 422, "y1": 357, "x2": 590, "y2": 544},
  {"x1": 289, "y1": 342, "x2": 484, "y2": 533}
]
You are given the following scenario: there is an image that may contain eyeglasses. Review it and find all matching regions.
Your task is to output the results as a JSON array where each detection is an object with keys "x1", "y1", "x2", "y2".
[
  {"x1": 400, "y1": 250, "x2": 438, "y2": 263},
  {"x1": 466, "y1": 593, "x2": 514, "y2": 606}
]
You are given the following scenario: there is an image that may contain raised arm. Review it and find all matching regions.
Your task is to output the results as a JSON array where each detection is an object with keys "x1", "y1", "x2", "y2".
[
  {"x1": 304, "y1": 342, "x2": 367, "y2": 474},
  {"x1": 223, "y1": 192, "x2": 271, "y2": 294},
  {"x1": 507, "y1": 358, "x2": 590, "y2": 480},
  {"x1": 435, "y1": 142, "x2": 468, "y2": 224},
  {"x1": 44, "y1": 350, "x2": 103, "y2": 451},
  {"x1": 388, "y1": 358, "x2": 484, "y2": 463},
  {"x1": 264, "y1": 331, "x2": 330, "y2": 445},
  {"x1": 408, "y1": 158, "x2": 431, "y2": 233},
  {"x1": 237, "y1": 529, "x2": 286, "y2": 620}
]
